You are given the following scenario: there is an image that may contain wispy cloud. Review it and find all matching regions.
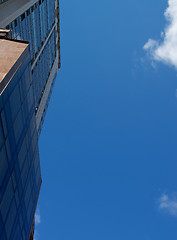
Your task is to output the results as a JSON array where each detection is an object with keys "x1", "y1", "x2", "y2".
[
  {"x1": 35, "y1": 209, "x2": 41, "y2": 225},
  {"x1": 34, "y1": 231, "x2": 39, "y2": 240},
  {"x1": 158, "y1": 193, "x2": 177, "y2": 216},
  {"x1": 143, "y1": 0, "x2": 177, "y2": 69},
  {"x1": 34, "y1": 209, "x2": 41, "y2": 240}
]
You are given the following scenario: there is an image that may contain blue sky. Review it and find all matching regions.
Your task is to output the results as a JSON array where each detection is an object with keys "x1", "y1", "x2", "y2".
[{"x1": 37, "y1": 0, "x2": 177, "y2": 239}]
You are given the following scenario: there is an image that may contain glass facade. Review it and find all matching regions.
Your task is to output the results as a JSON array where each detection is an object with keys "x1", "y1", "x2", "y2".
[
  {"x1": 32, "y1": 30, "x2": 56, "y2": 108},
  {"x1": 0, "y1": 0, "x2": 60, "y2": 238},
  {"x1": 0, "y1": 47, "x2": 41, "y2": 240},
  {"x1": 6, "y1": 0, "x2": 56, "y2": 122}
]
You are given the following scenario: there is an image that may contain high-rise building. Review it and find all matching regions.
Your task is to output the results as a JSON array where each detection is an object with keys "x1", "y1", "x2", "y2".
[
  {"x1": 0, "y1": 0, "x2": 60, "y2": 134},
  {"x1": 0, "y1": 37, "x2": 41, "y2": 240},
  {"x1": 0, "y1": 0, "x2": 60, "y2": 239}
]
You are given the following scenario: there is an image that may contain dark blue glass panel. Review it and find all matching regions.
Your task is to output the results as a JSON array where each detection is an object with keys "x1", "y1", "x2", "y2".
[
  {"x1": 0, "y1": 146, "x2": 9, "y2": 187},
  {"x1": 0, "y1": 212, "x2": 3, "y2": 235},
  {"x1": 13, "y1": 110, "x2": 23, "y2": 145},
  {"x1": 9, "y1": 85, "x2": 21, "y2": 122},
  {"x1": 1, "y1": 178, "x2": 13, "y2": 222},
  {"x1": 0, "y1": 230, "x2": 7, "y2": 240},
  {"x1": 5, "y1": 200, "x2": 17, "y2": 240},
  {"x1": 0, "y1": 118, "x2": 4, "y2": 150},
  {"x1": 4, "y1": 101, "x2": 12, "y2": 132}
]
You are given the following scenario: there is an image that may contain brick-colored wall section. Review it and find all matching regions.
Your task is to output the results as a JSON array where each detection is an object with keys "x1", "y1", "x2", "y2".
[
  {"x1": 0, "y1": 38, "x2": 29, "y2": 94},
  {"x1": 0, "y1": 38, "x2": 28, "y2": 82}
]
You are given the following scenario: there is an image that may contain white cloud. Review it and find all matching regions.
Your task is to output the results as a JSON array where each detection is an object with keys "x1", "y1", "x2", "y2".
[
  {"x1": 35, "y1": 209, "x2": 41, "y2": 225},
  {"x1": 34, "y1": 231, "x2": 39, "y2": 240},
  {"x1": 143, "y1": 0, "x2": 177, "y2": 69},
  {"x1": 34, "y1": 209, "x2": 41, "y2": 240},
  {"x1": 159, "y1": 194, "x2": 177, "y2": 216},
  {"x1": 144, "y1": 39, "x2": 158, "y2": 51}
]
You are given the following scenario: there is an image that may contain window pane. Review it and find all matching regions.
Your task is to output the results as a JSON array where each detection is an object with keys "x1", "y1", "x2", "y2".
[
  {"x1": 0, "y1": 146, "x2": 8, "y2": 186},
  {"x1": 0, "y1": 178, "x2": 13, "y2": 222}
]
